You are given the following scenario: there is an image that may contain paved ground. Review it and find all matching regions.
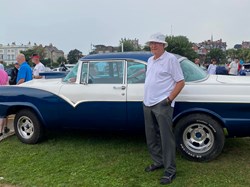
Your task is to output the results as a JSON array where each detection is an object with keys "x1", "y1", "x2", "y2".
[{"x1": 0, "y1": 115, "x2": 15, "y2": 142}]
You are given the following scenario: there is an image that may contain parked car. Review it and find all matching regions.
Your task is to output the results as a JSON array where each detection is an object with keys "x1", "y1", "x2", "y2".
[
  {"x1": 52, "y1": 67, "x2": 67, "y2": 72},
  {"x1": 39, "y1": 71, "x2": 68, "y2": 79},
  {"x1": 1, "y1": 52, "x2": 250, "y2": 162},
  {"x1": 240, "y1": 63, "x2": 250, "y2": 76},
  {"x1": 52, "y1": 64, "x2": 75, "y2": 72},
  {"x1": 65, "y1": 64, "x2": 75, "y2": 70}
]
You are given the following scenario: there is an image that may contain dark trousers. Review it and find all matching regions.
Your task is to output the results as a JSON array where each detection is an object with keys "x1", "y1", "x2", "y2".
[{"x1": 143, "y1": 99, "x2": 176, "y2": 174}]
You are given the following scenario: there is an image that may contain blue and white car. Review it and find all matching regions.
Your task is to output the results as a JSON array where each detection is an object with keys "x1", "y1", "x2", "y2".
[{"x1": 1, "y1": 52, "x2": 250, "y2": 162}]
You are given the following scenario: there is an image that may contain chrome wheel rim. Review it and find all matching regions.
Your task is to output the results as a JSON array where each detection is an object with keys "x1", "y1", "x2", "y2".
[
  {"x1": 183, "y1": 123, "x2": 214, "y2": 154},
  {"x1": 17, "y1": 116, "x2": 34, "y2": 139}
]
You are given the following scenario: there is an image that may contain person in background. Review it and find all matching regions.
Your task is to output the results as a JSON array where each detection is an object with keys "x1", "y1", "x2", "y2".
[
  {"x1": 207, "y1": 59, "x2": 217, "y2": 74},
  {"x1": 143, "y1": 33, "x2": 185, "y2": 185},
  {"x1": 228, "y1": 58, "x2": 239, "y2": 75},
  {"x1": 16, "y1": 54, "x2": 32, "y2": 84},
  {"x1": 60, "y1": 61, "x2": 67, "y2": 71},
  {"x1": 0, "y1": 60, "x2": 4, "y2": 70},
  {"x1": 9, "y1": 62, "x2": 20, "y2": 85},
  {"x1": 0, "y1": 68, "x2": 8, "y2": 85},
  {"x1": 0, "y1": 68, "x2": 9, "y2": 137},
  {"x1": 31, "y1": 54, "x2": 45, "y2": 79},
  {"x1": 194, "y1": 58, "x2": 200, "y2": 66}
]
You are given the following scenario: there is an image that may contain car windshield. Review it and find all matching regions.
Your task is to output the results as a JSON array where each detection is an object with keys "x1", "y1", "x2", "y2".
[
  {"x1": 180, "y1": 59, "x2": 208, "y2": 82},
  {"x1": 63, "y1": 62, "x2": 79, "y2": 82}
]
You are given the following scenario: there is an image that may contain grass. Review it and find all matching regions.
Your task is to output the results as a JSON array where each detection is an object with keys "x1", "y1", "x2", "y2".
[{"x1": 0, "y1": 131, "x2": 250, "y2": 187}]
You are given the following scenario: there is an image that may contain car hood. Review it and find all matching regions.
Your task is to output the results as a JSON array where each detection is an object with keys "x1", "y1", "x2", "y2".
[
  {"x1": 216, "y1": 75, "x2": 250, "y2": 84},
  {"x1": 19, "y1": 78, "x2": 63, "y2": 94}
]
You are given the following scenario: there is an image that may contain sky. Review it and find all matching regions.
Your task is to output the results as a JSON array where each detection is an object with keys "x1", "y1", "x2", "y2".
[{"x1": 1, "y1": 0, "x2": 250, "y2": 55}]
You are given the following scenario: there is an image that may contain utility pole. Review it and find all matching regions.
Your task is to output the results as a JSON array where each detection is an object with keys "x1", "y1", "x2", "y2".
[{"x1": 121, "y1": 42, "x2": 124, "y2": 52}]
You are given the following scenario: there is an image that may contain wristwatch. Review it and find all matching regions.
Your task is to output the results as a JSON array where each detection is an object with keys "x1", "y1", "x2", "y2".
[{"x1": 166, "y1": 97, "x2": 172, "y2": 105}]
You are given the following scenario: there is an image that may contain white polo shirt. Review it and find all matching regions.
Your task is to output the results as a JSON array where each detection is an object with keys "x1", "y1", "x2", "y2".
[
  {"x1": 33, "y1": 62, "x2": 45, "y2": 77},
  {"x1": 229, "y1": 61, "x2": 238, "y2": 75},
  {"x1": 144, "y1": 51, "x2": 184, "y2": 107}
]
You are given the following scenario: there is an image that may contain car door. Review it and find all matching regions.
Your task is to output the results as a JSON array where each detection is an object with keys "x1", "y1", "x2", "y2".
[
  {"x1": 126, "y1": 61, "x2": 147, "y2": 130},
  {"x1": 59, "y1": 60, "x2": 127, "y2": 130}
]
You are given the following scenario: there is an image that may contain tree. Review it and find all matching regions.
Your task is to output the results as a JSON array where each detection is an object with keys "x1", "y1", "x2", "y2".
[
  {"x1": 57, "y1": 56, "x2": 67, "y2": 64},
  {"x1": 67, "y1": 49, "x2": 83, "y2": 64},
  {"x1": 226, "y1": 48, "x2": 238, "y2": 60},
  {"x1": 119, "y1": 38, "x2": 141, "y2": 52},
  {"x1": 165, "y1": 35, "x2": 198, "y2": 61},
  {"x1": 20, "y1": 45, "x2": 46, "y2": 66},
  {"x1": 237, "y1": 48, "x2": 250, "y2": 63},
  {"x1": 206, "y1": 48, "x2": 226, "y2": 64}
]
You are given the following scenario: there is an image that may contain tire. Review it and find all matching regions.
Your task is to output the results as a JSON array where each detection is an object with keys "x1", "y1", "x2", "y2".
[
  {"x1": 174, "y1": 113, "x2": 225, "y2": 162},
  {"x1": 14, "y1": 109, "x2": 44, "y2": 144}
]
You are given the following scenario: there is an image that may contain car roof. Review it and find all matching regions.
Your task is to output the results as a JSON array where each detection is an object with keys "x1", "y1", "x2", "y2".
[{"x1": 81, "y1": 51, "x2": 183, "y2": 62}]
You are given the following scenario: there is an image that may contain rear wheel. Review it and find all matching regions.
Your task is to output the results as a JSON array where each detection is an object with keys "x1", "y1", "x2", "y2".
[
  {"x1": 14, "y1": 109, "x2": 44, "y2": 144},
  {"x1": 174, "y1": 113, "x2": 225, "y2": 162}
]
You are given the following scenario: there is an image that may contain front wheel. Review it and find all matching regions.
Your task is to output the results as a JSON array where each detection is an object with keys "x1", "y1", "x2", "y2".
[
  {"x1": 14, "y1": 109, "x2": 44, "y2": 144},
  {"x1": 174, "y1": 113, "x2": 225, "y2": 162}
]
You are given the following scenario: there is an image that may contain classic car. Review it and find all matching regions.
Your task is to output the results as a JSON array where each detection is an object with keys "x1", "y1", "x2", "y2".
[{"x1": 1, "y1": 51, "x2": 250, "y2": 162}]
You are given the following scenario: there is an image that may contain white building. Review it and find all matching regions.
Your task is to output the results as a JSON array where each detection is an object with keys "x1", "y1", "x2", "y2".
[{"x1": 0, "y1": 42, "x2": 33, "y2": 65}]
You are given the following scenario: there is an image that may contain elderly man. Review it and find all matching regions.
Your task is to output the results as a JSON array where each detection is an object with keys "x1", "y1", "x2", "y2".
[
  {"x1": 143, "y1": 33, "x2": 185, "y2": 185},
  {"x1": 16, "y1": 54, "x2": 32, "y2": 85},
  {"x1": 31, "y1": 53, "x2": 45, "y2": 79}
]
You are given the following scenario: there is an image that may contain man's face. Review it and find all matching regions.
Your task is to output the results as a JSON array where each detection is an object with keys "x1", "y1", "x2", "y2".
[
  {"x1": 149, "y1": 42, "x2": 165, "y2": 54},
  {"x1": 16, "y1": 56, "x2": 22, "y2": 65},
  {"x1": 14, "y1": 64, "x2": 20, "y2": 68},
  {"x1": 32, "y1": 58, "x2": 39, "y2": 64}
]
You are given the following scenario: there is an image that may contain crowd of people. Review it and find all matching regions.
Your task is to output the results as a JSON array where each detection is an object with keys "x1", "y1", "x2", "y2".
[
  {"x1": 0, "y1": 53, "x2": 46, "y2": 138},
  {"x1": 194, "y1": 57, "x2": 244, "y2": 76}
]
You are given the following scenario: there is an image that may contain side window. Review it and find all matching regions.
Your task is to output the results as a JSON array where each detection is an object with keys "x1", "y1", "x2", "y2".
[
  {"x1": 80, "y1": 63, "x2": 89, "y2": 84},
  {"x1": 85, "y1": 61, "x2": 124, "y2": 84},
  {"x1": 127, "y1": 62, "x2": 146, "y2": 84}
]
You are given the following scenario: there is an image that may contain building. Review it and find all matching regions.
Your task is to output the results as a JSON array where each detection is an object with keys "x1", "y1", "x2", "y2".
[
  {"x1": 0, "y1": 42, "x2": 33, "y2": 65},
  {"x1": 44, "y1": 44, "x2": 64, "y2": 63},
  {"x1": 91, "y1": 39, "x2": 141, "y2": 54},
  {"x1": 193, "y1": 38, "x2": 227, "y2": 56},
  {"x1": 93, "y1": 45, "x2": 119, "y2": 54},
  {"x1": 242, "y1": 41, "x2": 250, "y2": 49}
]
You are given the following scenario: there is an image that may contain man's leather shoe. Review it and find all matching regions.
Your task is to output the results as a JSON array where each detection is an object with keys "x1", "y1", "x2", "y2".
[
  {"x1": 160, "y1": 172, "x2": 176, "y2": 185},
  {"x1": 145, "y1": 164, "x2": 164, "y2": 172}
]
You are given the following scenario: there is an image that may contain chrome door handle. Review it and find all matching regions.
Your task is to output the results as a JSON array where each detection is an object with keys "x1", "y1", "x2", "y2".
[{"x1": 113, "y1": 86, "x2": 126, "y2": 90}]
